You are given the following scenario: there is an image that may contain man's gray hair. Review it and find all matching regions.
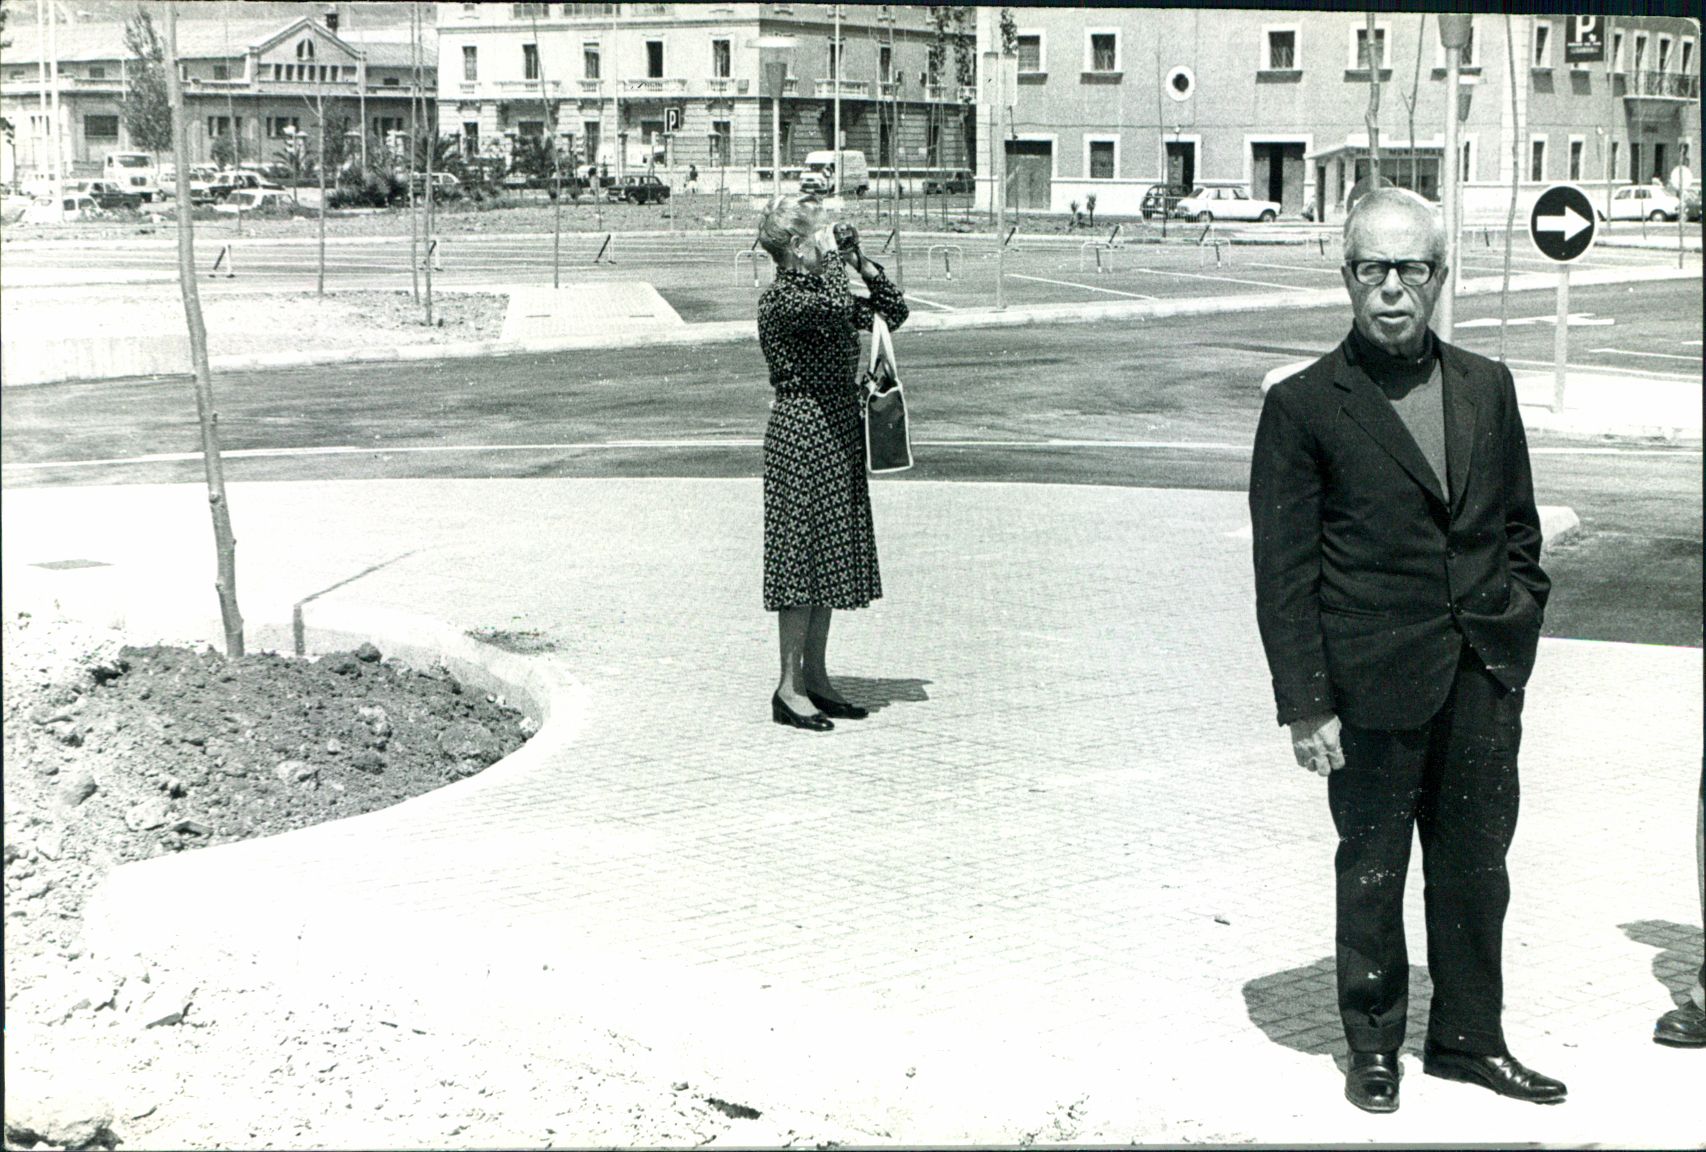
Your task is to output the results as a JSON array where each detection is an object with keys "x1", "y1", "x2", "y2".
[
  {"x1": 757, "y1": 194, "x2": 821, "y2": 266},
  {"x1": 1344, "y1": 186, "x2": 1447, "y2": 263}
]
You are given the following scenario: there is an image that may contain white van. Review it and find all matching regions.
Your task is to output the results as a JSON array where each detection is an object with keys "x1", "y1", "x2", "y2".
[
  {"x1": 103, "y1": 151, "x2": 160, "y2": 201},
  {"x1": 800, "y1": 150, "x2": 870, "y2": 197}
]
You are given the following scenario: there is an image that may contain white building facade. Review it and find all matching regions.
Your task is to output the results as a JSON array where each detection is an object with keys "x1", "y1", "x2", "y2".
[{"x1": 435, "y1": 1, "x2": 979, "y2": 188}]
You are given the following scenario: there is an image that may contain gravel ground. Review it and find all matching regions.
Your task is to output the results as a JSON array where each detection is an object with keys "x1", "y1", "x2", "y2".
[
  {"x1": 0, "y1": 613, "x2": 851, "y2": 1150},
  {"x1": 1, "y1": 290, "x2": 507, "y2": 361}
]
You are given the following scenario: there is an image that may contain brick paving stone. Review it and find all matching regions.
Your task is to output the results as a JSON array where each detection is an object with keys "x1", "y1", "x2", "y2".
[{"x1": 2, "y1": 477, "x2": 1700, "y2": 1146}]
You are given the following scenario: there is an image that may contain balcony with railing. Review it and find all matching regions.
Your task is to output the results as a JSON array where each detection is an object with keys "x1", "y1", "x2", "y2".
[
  {"x1": 494, "y1": 78, "x2": 565, "y2": 94},
  {"x1": 620, "y1": 76, "x2": 689, "y2": 94},
  {"x1": 1624, "y1": 69, "x2": 1699, "y2": 101},
  {"x1": 578, "y1": 78, "x2": 603, "y2": 94},
  {"x1": 815, "y1": 78, "x2": 870, "y2": 96},
  {"x1": 705, "y1": 77, "x2": 750, "y2": 95}
]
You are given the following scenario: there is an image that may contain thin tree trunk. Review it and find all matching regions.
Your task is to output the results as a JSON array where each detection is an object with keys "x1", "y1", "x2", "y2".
[
  {"x1": 1365, "y1": 13, "x2": 1382, "y2": 184},
  {"x1": 1498, "y1": 12, "x2": 1522, "y2": 361},
  {"x1": 416, "y1": 0, "x2": 433, "y2": 324},
  {"x1": 408, "y1": 0, "x2": 419, "y2": 301},
  {"x1": 164, "y1": 1, "x2": 243, "y2": 656},
  {"x1": 1406, "y1": 14, "x2": 1425, "y2": 194},
  {"x1": 530, "y1": 10, "x2": 561, "y2": 288},
  {"x1": 316, "y1": 84, "x2": 326, "y2": 297}
]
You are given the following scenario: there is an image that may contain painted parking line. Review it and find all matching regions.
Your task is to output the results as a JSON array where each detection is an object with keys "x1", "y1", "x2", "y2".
[
  {"x1": 904, "y1": 293, "x2": 959, "y2": 311},
  {"x1": 1132, "y1": 266, "x2": 1311, "y2": 291},
  {"x1": 1585, "y1": 348, "x2": 1703, "y2": 362},
  {"x1": 1247, "y1": 263, "x2": 1341, "y2": 275},
  {"x1": 1006, "y1": 273, "x2": 1158, "y2": 300}
]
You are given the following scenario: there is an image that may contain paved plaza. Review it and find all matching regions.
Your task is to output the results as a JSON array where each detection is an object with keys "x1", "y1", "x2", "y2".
[{"x1": 2, "y1": 477, "x2": 1700, "y2": 1145}]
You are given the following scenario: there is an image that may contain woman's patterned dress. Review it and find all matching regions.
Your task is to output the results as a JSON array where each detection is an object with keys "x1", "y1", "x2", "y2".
[{"x1": 757, "y1": 262, "x2": 909, "y2": 611}]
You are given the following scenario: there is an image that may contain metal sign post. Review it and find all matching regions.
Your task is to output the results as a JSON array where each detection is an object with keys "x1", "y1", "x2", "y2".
[{"x1": 1528, "y1": 183, "x2": 1598, "y2": 415}]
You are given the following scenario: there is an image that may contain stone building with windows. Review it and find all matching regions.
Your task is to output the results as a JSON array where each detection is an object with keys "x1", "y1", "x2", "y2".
[
  {"x1": 973, "y1": 8, "x2": 1700, "y2": 220},
  {"x1": 435, "y1": 1, "x2": 977, "y2": 188},
  {"x1": 2, "y1": 11, "x2": 434, "y2": 182}
]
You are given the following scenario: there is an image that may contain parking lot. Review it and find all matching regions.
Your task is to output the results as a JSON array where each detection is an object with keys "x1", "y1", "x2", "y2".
[{"x1": 3, "y1": 216, "x2": 1695, "y2": 323}]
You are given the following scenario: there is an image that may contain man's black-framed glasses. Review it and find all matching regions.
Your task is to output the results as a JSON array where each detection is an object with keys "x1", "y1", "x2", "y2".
[{"x1": 1347, "y1": 259, "x2": 1438, "y2": 287}]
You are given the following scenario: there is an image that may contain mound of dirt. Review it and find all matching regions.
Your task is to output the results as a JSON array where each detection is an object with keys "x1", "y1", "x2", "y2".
[{"x1": 2, "y1": 612, "x2": 532, "y2": 1014}]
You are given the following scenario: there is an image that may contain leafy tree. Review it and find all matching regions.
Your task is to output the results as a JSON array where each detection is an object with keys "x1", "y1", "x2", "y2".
[
  {"x1": 122, "y1": 9, "x2": 173, "y2": 155},
  {"x1": 998, "y1": 8, "x2": 1018, "y2": 56},
  {"x1": 510, "y1": 133, "x2": 557, "y2": 183},
  {"x1": 210, "y1": 134, "x2": 237, "y2": 168}
]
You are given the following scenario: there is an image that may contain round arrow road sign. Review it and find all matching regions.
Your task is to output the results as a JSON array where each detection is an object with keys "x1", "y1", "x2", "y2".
[{"x1": 1529, "y1": 183, "x2": 1597, "y2": 263}]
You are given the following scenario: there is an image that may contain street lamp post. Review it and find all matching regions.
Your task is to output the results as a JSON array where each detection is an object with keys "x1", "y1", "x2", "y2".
[
  {"x1": 1437, "y1": 13, "x2": 1472, "y2": 341},
  {"x1": 831, "y1": 3, "x2": 842, "y2": 201}
]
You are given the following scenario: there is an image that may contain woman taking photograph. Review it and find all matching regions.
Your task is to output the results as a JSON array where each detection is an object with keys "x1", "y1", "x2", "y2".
[{"x1": 755, "y1": 195, "x2": 909, "y2": 732}]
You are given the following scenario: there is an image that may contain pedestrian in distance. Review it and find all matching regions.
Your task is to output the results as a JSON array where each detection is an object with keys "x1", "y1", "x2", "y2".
[
  {"x1": 1652, "y1": 759, "x2": 1706, "y2": 1047},
  {"x1": 687, "y1": 162, "x2": 699, "y2": 194},
  {"x1": 1249, "y1": 187, "x2": 1566, "y2": 1114},
  {"x1": 755, "y1": 195, "x2": 908, "y2": 732}
]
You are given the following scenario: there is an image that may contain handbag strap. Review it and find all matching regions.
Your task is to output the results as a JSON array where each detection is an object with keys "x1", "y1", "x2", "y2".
[{"x1": 867, "y1": 313, "x2": 896, "y2": 378}]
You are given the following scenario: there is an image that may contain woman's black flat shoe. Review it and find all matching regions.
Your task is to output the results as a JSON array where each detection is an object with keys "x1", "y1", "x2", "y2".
[
  {"x1": 773, "y1": 692, "x2": 834, "y2": 731},
  {"x1": 806, "y1": 690, "x2": 869, "y2": 720}
]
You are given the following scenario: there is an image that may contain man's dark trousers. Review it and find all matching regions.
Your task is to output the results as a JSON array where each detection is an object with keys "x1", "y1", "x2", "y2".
[{"x1": 1329, "y1": 644, "x2": 1522, "y2": 1057}]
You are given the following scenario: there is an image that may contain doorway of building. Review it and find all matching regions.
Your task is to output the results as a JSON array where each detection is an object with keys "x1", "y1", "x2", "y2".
[
  {"x1": 1005, "y1": 139, "x2": 1052, "y2": 209},
  {"x1": 1165, "y1": 140, "x2": 1196, "y2": 192},
  {"x1": 1251, "y1": 141, "x2": 1306, "y2": 214}
]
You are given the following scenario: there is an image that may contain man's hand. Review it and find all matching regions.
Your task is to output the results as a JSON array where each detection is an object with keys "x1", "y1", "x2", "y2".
[{"x1": 1288, "y1": 712, "x2": 1345, "y2": 776}]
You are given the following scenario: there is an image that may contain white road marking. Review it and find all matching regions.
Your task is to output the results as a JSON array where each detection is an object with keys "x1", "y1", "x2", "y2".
[
  {"x1": 1456, "y1": 313, "x2": 1615, "y2": 328},
  {"x1": 1503, "y1": 357, "x2": 1700, "y2": 382},
  {"x1": 8, "y1": 438, "x2": 1697, "y2": 474},
  {"x1": 1585, "y1": 348, "x2": 1703, "y2": 362},
  {"x1": 905, "y1": 293, "x2": 958, "y2": 311},
  {"x1": 1248, "y1": 262, "x2": 1341, "y2": 275},
  {"x1": 1006, "y1": 273, "x2": 1158, "y2": 300},
  {"x1": 1132, "y1": 266, "x2": 1311, "y2": 291}
]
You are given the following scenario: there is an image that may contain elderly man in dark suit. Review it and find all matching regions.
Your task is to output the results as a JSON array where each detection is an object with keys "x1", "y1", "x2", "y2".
[{"x1": 1249, "y1": 187, "x2": 1566, "y2": 1114}]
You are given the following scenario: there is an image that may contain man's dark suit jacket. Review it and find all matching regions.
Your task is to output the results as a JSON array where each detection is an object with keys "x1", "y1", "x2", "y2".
[{"x1": 1250, "y1": 330, "x2": 1549, "y2": 731}]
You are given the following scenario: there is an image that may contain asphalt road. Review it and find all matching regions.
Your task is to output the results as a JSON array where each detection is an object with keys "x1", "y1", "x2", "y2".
[{"x1": 3, "y1": 280, "x2": 1699, "y2": 645}]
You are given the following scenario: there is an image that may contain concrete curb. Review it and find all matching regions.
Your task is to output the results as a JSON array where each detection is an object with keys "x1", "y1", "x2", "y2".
[{"x1": 3, "y1": 263, "x2": 1694, "y2": 386}]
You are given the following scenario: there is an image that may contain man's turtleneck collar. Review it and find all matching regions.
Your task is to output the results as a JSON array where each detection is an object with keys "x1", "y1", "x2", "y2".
[{"x1": 1348, "y1": 323, "x2": 1437, "y2": 382}]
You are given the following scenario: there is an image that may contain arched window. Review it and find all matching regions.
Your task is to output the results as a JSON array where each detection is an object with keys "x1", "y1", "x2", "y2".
[{"x1": 297, "y1": 39, "x2": 316, "y2": 60}]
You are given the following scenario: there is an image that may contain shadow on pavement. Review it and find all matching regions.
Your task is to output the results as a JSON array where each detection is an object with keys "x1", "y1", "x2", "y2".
[
  {"x1": 1621, "y1": 919, "x2": 1703, "y2": 1007},
  {"x1": 834, "y1": 675, "x2": 932, "y2": 713},
  {"x1": 1242, "y1": 956, "x2": 1434, "y2": 1070}
]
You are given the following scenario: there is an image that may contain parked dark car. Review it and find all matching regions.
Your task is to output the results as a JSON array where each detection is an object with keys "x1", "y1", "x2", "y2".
[
  {"x1": 923, "y1": 169, "x2": 974, "y2": 195},
  {"x1": 76, "y1": 179, "x2": 144, "y2": 210},
  {"x1": 1140, "y1": 182, "x2": 1189, "y2": 220},
  {"x1": 606, "y1": 174, "x2": 671, "y2": 204}
]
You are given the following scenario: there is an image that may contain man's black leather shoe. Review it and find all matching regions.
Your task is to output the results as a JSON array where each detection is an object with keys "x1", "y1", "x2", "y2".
[
  {"x1": 1422, "y1": 1043, "x2": 1567, "y2": 1104},
  {"x1": 1344, "y1": 1051, "x2": 1400, "y2": 1113},
  {"x1": 1653, "y1": 1001, "x2": 1706, "y2": 1047}
]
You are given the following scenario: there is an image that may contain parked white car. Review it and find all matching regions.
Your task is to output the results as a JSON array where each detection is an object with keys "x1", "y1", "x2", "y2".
[
  {"x1": 1174, "y1": 185, "x2": 1282, "y2": 223},
  {"x1": 20, "y1": 194, "x2": 102, "y2": 224},
  {"x1": 214, "y1": 189, "x2": 294, "y2": 214},
  {"x1": 1599, "y1": 182, "x2": 1682, "y2": 222}
]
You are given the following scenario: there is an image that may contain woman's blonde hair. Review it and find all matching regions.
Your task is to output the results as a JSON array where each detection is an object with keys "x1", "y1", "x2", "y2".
[{"x1": 757, "y1": 194, "x2": 821, "y2": 266}]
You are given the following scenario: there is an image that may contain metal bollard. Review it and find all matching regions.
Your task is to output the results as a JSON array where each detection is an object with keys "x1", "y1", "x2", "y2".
[{"x1": 208, "y1": 243, "x2": 235, "y2": 278}]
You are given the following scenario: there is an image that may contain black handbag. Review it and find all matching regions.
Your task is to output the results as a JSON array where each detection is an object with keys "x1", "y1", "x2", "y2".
[{"x1": 861, "y1": 314, "x2": 913, "y2": 473}]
